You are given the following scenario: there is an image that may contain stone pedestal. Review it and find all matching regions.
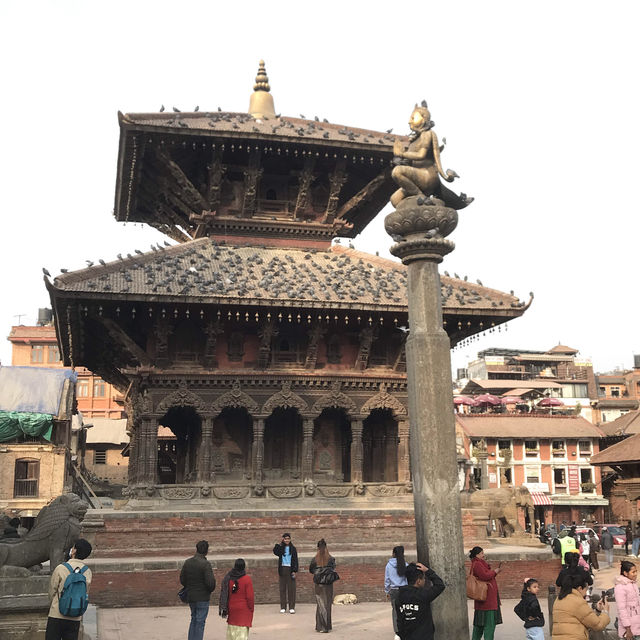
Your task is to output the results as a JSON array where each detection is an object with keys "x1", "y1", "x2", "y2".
[
  {"x1": 0, "y1": 568, "x2": 50, "y2": 640},
  {"x1": 385, "y1": 196, "x2": 469, "y2": 639}
]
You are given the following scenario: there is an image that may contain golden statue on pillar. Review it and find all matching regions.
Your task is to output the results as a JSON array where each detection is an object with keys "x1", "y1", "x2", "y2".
[{"x1": 391, "y1": 101, "x2": 473, "y2": 211}]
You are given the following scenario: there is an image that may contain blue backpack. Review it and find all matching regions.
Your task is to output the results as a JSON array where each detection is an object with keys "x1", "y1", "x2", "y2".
[{"x1": 58, "y1": 562, "x2": 89, "y2": 617}]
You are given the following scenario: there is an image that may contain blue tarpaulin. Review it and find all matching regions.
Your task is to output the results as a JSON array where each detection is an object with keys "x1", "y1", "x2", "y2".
[{"x1": 0, "y1": 366, "x2": 76, "y2": 415}]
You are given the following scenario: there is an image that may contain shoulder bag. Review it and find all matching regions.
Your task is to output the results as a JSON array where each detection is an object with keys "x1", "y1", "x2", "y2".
[{"x1": 466, "y1": 565, "x2": 488, "y2": 601}]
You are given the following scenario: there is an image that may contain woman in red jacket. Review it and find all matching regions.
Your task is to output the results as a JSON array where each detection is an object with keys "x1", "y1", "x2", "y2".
[
  {"x1": 470, "y1": 546, "x2": 503, "y2": 640},
  {"x1": 219, "y1": 558, "x2": 255, "y2": 640}
]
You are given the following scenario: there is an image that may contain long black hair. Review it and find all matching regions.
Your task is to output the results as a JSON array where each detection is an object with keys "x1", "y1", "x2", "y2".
[
  {"x1": 558, "y1": 570, "x2": 590, "y2": 599},
  {"x1": 393, "y1": 546, "x2": 407, "y2": 577}
]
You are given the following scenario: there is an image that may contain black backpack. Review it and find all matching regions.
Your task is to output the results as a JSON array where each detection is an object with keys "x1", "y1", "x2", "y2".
[
  {"x1": 514, "y1": 599, "x2": 527, "y2": 621},
  {"x1": 552, "y1": 537, "x2": 562, "y2": 555}
]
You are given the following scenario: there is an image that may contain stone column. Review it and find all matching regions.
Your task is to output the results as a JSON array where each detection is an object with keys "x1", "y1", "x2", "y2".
[
  {"x1": 385, "y1": 196, "x2": 469, "y2": 638},
  {"x1": 200, "y1": 416, "x2": 213, "y2": 482},
  {"x1": 252, "y1": 418, "x2": 265, "y2": 485},
  {"x1": 140, "y1": 417, "x2": 158, "y2": 485},
  {"x1": 350, "y1": 420, "x2": 364, "y2": 483},
  {"x1": 397, "y1": 420, "x2": 411, "y2": 483},
  {"x1": 302, "y1": 418, "x2": 315, "y2": 482},
  {"x1": 476, "y1": 441, "x2": 489, "y2": 490}
]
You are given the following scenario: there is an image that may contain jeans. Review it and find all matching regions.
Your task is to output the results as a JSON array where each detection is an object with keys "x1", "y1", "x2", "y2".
[
  {"x1": 525, "y1": 627, "x2": 544, "y2": 640},
  {"x1": 633, "y1": 537, "x2": 640, "y2": 556},
  {"x1": 45, "y1": 618, "x2": 81, "y2": 640},
  {"x1": 188, "y1": 602, "x2": 210, "y2": 640},
  {"x1": 605, "y1": 548, "x2": 614, "y2": 566}
]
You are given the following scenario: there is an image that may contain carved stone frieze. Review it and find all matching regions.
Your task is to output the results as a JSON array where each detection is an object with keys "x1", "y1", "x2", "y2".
[
  {"x1": 268, "y1": 486, "x2": 302, "y2": 499},
  {"x1": 262, "y1": 381, "x2": 308, "y2": 415},
  {"x1": 360, "y1": 382, "x2": 408, "y2": 417},
  {"x1": 312, "y1": 381, "x2": 357, "y2": 416},
  {"x1": 367, "y1": 484, "x2": 401, "y2": 497},
  {"x1": 211, "y1": 380, "x2": 259, "y2": 414},
  {"x1": 159, "y1": 487, "x2": 197, "y2": 500},
  {"x1": 212, "y1": 487, "x2": 250, "y2": 500},
  {"x1": 318, "y1": 486, "x2": 352, "y2": 498},
  {"x1": 157, "y1": 386, "x2": 207, "y2": 413}
]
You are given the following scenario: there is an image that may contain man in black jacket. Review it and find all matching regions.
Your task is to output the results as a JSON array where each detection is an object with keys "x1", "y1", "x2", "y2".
[
  {"x1": 395, "y1": 562, "x2": 445, "y2": 640},
  {"x1": 180, "y1": 540, "x2": 216, "y2": 640},
  {"x1": 273, "y1": 532, "x2": 298, "y2": 613}
]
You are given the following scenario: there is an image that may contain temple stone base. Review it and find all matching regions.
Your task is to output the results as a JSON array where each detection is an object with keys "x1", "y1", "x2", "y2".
[{"x1": 0, "y1": 569, "x2": 50, "y2": 640}]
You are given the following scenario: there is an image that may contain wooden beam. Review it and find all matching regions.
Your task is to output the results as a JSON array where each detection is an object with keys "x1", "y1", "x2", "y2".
[
  {"x1": 293, "y1": 157, "x2": 316, "y2": 219},
  {"x1": 98, "y1": 317, "x2": 152, "y2": 367},
  {"x1": 334, "y1": 170, "x2": 389, "y2": 221},
  {"x1": 153, "y1": 147, "x2": 209, "y2": 212}
]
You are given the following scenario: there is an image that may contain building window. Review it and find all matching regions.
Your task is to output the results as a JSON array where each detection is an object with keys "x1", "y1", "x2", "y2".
[
  {"x1": 77, "y1": 381, "x2": 89, "y2": 397},
  {"x1": 93, "y1": 379, "x2": 106, "y2": 397},
  {"x1": 611, "y1": 386, "x2": 621, "y2": 398},
  {"x1": 14, "y1": 459, "x2": 39, "y2": 497},
  {"x1": 47, "y1": 345, "x2": 60, "y2": 363},
  {"x1": 525, "y1": 440, "x2": 539, "y2": 457},
  {"x1": 578, "y1": 440, "x2": 592, "y2": 456},
  {"x1": 525, "y1": 466, "x2": 540, "y2": 483},
  {"x1": 581, "y1": 468, "x2": 595, "y2": 493},
  {"x1": 93, "y1": 448, "x2": 107, "y2": 465},
  {"x1": 31, "y1": 345, "x2": 44, "y2": 363},
  {"x1": 369, "y1": 339, "x2": 388, "y2": 367},
  {"x1": 552, "y1": 440, "x2": 566, "y2": 457},
  {"x1": 227, "y1": 332, "x2": 245, "y2": 362},
  {"x1": 554, "y1": 468, "x2": 568, "y2": 493}
]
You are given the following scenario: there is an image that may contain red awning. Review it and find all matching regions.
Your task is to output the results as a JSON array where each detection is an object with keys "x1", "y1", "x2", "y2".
[{"x1": 530, "y1": 491, "x2": 553, "y2": 506}]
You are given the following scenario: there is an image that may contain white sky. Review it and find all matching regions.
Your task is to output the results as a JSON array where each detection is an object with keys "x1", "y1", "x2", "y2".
[{"x1": 1, "y1": 0, "x2": 638, "y2": 374}]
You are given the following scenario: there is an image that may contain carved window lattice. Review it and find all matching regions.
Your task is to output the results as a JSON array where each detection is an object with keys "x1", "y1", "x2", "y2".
[
  {"x1": 369, "y1": 338, "x2": 389, "y2": 367},
  {"x1": 227, "y1": 332, "x2": 245, "y2": 362},
  {"x1": 326, "y1": 334, "x2": 342, "y2": 364},
  {"x1": 273, "y1": 335, "x2": 303, "y2": 365}
]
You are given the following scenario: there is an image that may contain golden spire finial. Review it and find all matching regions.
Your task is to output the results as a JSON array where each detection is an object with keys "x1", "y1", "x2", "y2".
[
  {"x1": 254, "y1": 60, "x2": 271, "y2": 92},
  {"x1": 249, "y1": 60, "x2": 276, "y2": 118}
]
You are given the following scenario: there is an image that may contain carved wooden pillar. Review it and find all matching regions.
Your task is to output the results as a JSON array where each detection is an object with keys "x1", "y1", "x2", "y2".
[
  {"x1": 397, "y1": 420, "x2": 411, "y2": 483},
  {"x1": 302, "y1": 418, "x2": 315, "y2": 482},
  {"x1": 203, "y1": 321, "x2": 224, "y2": 369},
  {"x1": 200, "y1": 416, "x2": 214, "y2": 482},
  {"x1": 252, "y1": 418, "x2": 265, "y2": 484},
  {"x1": 154, "y1": 319, "x2": 171, "y2": 368},
  {"x1": 350, "y1": 420, "x2": 364, "y2": 483},
  {"x1": 127, "y1": 425, "x2": 140, "y2": 485},
  {"x1": 141, "y1": 417, "x2": 158, "y2": 485}
]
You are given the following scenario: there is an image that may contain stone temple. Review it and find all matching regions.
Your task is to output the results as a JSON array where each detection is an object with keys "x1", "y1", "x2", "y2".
[{"x1": 43, "y1": 64, "x2": 528, "y2": 595}]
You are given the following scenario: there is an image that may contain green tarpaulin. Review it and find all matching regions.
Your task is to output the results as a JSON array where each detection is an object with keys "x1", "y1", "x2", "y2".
[{"x1": 0, "y1": 411, "x2": 53, "y2": 442}]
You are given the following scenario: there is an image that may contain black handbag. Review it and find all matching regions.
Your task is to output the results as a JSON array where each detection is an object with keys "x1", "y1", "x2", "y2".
[
  {"x1": 313, "y1": 566, "x2": 340, "y2": 585},
  {"x1": 178, "y1": 587, "x2": 188, "y2": 603}
]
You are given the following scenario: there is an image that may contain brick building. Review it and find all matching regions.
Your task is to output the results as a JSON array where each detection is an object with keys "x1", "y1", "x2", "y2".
[
  {"x1": 595, "y1": 360, "x2": 640, "y2": 424},
  {"x1": 8, "y1": 321, "x2": 123, "y2": 419},
  {"x1": 456, "y1": 414, "x2": 607, "y2": 525}
]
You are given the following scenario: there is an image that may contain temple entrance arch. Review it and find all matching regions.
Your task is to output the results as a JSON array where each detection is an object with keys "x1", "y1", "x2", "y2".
[
  {"x1": 211, "y1": 407, "x2": 252, "y2": 480},
  {"x1": 362, "y1": 408, "x2": 398, "y2": 482},
  {"x1": 313, "y1": 408, "x2": 351, "y2": 482},
  {"x1": 264, "y1": 407, "x2": 302, "y2": 480},
  {"x1": 158, "y1": 406, "x2": 202, "y2": 484}
]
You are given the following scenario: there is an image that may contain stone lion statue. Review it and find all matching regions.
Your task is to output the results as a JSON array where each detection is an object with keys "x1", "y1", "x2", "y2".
[{"x1": 0, "y1": 494, "x2": 89, "y2": 572}]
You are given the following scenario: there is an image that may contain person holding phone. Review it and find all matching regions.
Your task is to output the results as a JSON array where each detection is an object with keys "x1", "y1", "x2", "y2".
[
  {"x1": 552, "y1": 570, "x2": 609, "y2": 639},
  {"x1": 273, "y1": 533, "x2": 298, "y2": 614},
  {"x1": 614, "y1": 560, "x2": 640, "y2": 640},
  {"x1": 469, "y1": 546, "x2": 503, "y2": 640}
]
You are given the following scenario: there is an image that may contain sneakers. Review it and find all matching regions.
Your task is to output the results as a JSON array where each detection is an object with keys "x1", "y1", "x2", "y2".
[
  {"x1": 394, "y1": 635, "x2": 401, "y2": 640},
  {"x1": 280, "y1": 609, "x2": 286, "y2": 613},
  {"x1": 290, "y1": 609, "x2": 295, "y2": 614}
]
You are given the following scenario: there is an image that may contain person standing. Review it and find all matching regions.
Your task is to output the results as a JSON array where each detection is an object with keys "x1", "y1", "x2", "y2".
[
  {"x1": 558, "y1": 530, "x2": 577, "y2": 560},
  {"x1": 514, "y1": 578, "x2": 544, "y2": 640},
  {"x1": 219, "y1": 559, "x2": 254, "y2": 640},
  {"x1": 469, "y1": 546, "x2": 503, "y2": 640},
  {"x1": 601, "y1": 527, "x2": 615, "y2": 568},
  {"x1": 614, "y1": 560, "x2": 640, "y2": 640},
  {"x1": 395, "y1": 562, "x2": 445, "y2": 640},
  {"x1": 385, "y1": 546, "x2": 409, "y2": 640},
  {"x1": 309, "y1": 538, "x2": 336, "y2": 633},
  {"x1": 578, "y1": 533, "x2": 591, "y2": 570},
  {"x1": 180, "y1": 540, "x2": 216, "y2": 640},
  {"x1": 633, "y1": 522, "x2": 640, "y2": 558},
  {"x1": 588, "y1": 530, "x2": 600, "y2": 571},
  {"x1": 626, "y1": 521, "x2": 633, "y2": 556},
  {"x1": 273, "y1": 532, "x2": 298, "y2": 614},
  {"x1": 45, "y1": 538, "x2": 92, "y2": 640}
]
